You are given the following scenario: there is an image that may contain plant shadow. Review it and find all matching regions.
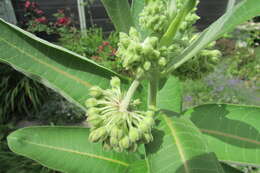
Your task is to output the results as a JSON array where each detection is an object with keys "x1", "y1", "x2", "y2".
[
  {"x1": 175, "y1": 153, "x2": 223, "y2": 173},
  {"x1": 189, "y1": 104, "x2": 260, "y2": 148}
]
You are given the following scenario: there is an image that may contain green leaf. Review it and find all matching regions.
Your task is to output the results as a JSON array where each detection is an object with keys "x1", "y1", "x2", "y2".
[
  {"x1": 101, "y1": 0, "x2": 134, "y2": 33},
  {"x1": 7, "y1": 127, "x2": 141, "y2": 173},
  {"x1": 160, "y1": 0, "x2": 196, "y2": 46},
  {"x1": 0, "y1": 19, "x2": 124, "y2": 111},
  {"x1": 146, "y1": 114, "x2": 224, "y2": 173},
  {"x1": 184, "y1": 104, "x2": 260, "y2": 166},
  {"x1": 157, "y1": 76, "x2": 182, "y2": 113},
  {"x1": 166, "y1": 0, "x2": 260, "y2": 73},
  {"x1": 131, "y1": 0, "x2": 145, "y2": 30}
]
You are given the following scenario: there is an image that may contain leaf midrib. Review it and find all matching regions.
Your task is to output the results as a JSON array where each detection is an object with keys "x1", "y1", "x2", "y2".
[
  {"x1": 9, "y1": 136, "x2": 129, "y2": 167},
  {"x1": 162, "y1": 114, "x2": 190, "y2": 173},
  {"x1": 0, "y1": 37, "x2": 93, "y2": 88},
  {"x1": 200, "y1": 129, "x2": 260, "y2": 145}
]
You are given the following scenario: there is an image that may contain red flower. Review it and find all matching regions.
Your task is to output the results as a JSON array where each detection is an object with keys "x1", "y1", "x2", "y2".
[
  {"x1": 56, "y1": 17, "x2": 71, "y2": 25},
  {"x1": 35, "y1": 17, "x2": 47, "y2": 23},
  {"x1": 102, "y1": 41, "x2": 110, "y2": 46},
  {"x1": 25, "y1": 0, "x2": 31, "y2": 8},
  {"x1": 35, "y1": 9, "x2": 44, "y2": 15}
]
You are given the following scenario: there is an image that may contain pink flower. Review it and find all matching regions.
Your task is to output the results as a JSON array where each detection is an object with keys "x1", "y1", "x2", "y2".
[
  {"x1": 25, "y1": 0, "x2": 31, "y2": 8},
  {"x1": 35, "y1": 17, "x2": 47, "y2": 23},
  {"x1": 56, "y1": 17, "x2": 71, "y2": 25},
  {"x1": 35, "y1": 9, "x2": 44, "y2": 15}
]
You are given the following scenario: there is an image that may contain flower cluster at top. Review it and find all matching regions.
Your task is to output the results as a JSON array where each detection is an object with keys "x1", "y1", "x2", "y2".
[
  {"x1": 85, "y1": 77, "x2": 155, "y2": 152},
  {"x1": 139, "y1": 0, "x2": 170, "y2": 34},
  {"x1": 116, "y1": 27, "x2": 176, "y2": 76}
]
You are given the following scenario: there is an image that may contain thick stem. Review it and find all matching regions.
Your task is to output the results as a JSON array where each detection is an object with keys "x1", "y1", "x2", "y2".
[
  {"x1": 120, "y1": 78, "x2": 141, "y2": 111},
  {"x1": 148, "y1": 75, "x2": 158, "y2": 107}
]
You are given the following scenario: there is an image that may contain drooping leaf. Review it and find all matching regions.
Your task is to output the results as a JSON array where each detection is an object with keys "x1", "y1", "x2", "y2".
[
  {"x1": 184, "y1": 104, "x2": 260, "y2": 166},
  {"x1": 166, "y1": 0, "x2": 260, "y2": 73},
  {"x1": 7, "y1": 127, "x2": 141, "y2": 173},
  {"x1": 157, "y1": 76, "x2": 182, "y2": 113},
  {"x1": 101, "y1": 0, "x2": 134, "y2": 33},
  {"x1": 0, "y1": 19, "x2": 126, "y2": 111},
  {"x1": 146, "y1": 113, "x2": 224, "y2": 173},
  {"x1": 160, "y1": 0, "x2": 196, "y2": 46}
]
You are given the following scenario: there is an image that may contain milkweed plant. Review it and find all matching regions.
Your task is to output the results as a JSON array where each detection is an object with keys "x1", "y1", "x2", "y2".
[{"x1": 0, "y1": 0, "x2": 260, "y2": 172}]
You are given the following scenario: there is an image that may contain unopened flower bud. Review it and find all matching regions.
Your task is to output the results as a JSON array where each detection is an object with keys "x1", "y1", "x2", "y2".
[
  {"x1": 144, "y1": 117, "x2": 155, "y2": 126},
  {"x1": 110, "y1": 126, "x2": 123, "y2": 139},
  {"x1": 158, "y1": 57, "x2": 167, "y2": 66},
  {"x1": 129, "y1": 128, "x2": 140, "y2": 142},
  {"x1": 129, "y1": 27, "x2": 139, "y2": 39},
  {"x1": 89, "y1": 86, "x2": 103, "y2": 98},
  {"x1": 139, "y1": 122, "x2": 150, "y2": 132},
  {"x1": 119, "y1": 136, "x2": 131, "y2": 149},
  {"x1": 89, "y1": 128, "x2": 106, "y2": 143},
  {"x1": 88, "y1": 107, "x2": 100, "y2": 115},
  {"x1": 85, "y1": 98, "x2": 98, "y2": 108},
  {"x1": 110, "y1": 77, "x2": 121, "y2": 88},
  {"x1": 110, "y1": 137, "x2": 119, "y2": 147},
  {"x1": 143, "y1": 61, "x2": 151, "y2": 71}
]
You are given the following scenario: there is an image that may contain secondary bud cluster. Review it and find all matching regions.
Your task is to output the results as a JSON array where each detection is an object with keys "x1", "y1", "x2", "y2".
[
  {"x1": 117, "y1": 27, "x2": 174, "y2": 76},
  {"x1": 173, "y1": 33, "x2": 222, "y2": 79},
  {"x1": 85, "y1": 77, "x2": 155, "y2": 152},
  {"x1": 139, "y1": 1, "x2": 169, "y2": 34}
]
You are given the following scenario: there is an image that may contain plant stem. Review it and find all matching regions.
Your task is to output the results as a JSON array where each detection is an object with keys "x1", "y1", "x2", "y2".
[
  {"x1": 120, "y1": 78, "x2": 141, "y2": 111},
  {"x1": 148, "y1": 75, "x2": 158, "y2": 107}
]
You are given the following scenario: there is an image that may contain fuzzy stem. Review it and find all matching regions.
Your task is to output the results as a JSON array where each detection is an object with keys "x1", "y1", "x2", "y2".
[
  {"x1": 120, "y1": 78, "x2": 141, "y2": 111},
  {"x1": 148, "y1": 75, "x2": 158, "y2": 107}
]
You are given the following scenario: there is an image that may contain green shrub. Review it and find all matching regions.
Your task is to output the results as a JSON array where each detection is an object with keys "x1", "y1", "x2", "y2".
[{"x1": 0, "y1": 63, "x2": 50, "y2": 124}]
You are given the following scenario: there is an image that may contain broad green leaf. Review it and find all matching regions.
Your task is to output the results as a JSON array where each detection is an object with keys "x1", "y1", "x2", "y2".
[
  {"x1": 131, "y1": 0, "x2": 145, "y2": 29},
  {"x1": 101, "y1": 0, "x2": 134, "y2": 33},
  {"x1": 166, "y1": 0, "x2": 260, "y2": 73},
  {"x1": 160, "y1": 0, "x2": 196, "y2": 46},
  {"x1": 157, "y1": 76, "x2": 182, "y2": 113},
  {"x1": 184, "y1": 104, "x2": 260, "y2": 166},
  {"x1": 146, "y1": 114, "x2": 224, "y2": 173},
  {"x1": 128, "y1": 160, "x2": 149, "y2": 173},
  {"x1": 7, "y1": 127, "x2": 141, "y2": 173},
  {"x1": 0, "y1": 19, "x2": 125, "y2": 111}
]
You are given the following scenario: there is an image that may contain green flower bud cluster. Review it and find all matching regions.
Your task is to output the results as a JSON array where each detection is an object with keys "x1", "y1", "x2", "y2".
[
  {"x1": 176, "y1": 0, "x2": 200, "y2": 33},
  {"x1": 139, "y1": 1, "x2": 169, "y2": 34},
  {"x1": 85, "y1": 77, "x2": 155, "y2": 152},
  {"x1": 172, "y1": 32, "x2": 222, "y2": 80},
  {"x1": 117, "y1": 27, "x2": 175, "y2": 76}
]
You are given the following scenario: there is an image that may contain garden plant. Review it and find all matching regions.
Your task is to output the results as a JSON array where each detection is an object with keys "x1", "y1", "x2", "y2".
[{"x1": 0, "y1": 0, "x2": 260, "y2": 172}]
